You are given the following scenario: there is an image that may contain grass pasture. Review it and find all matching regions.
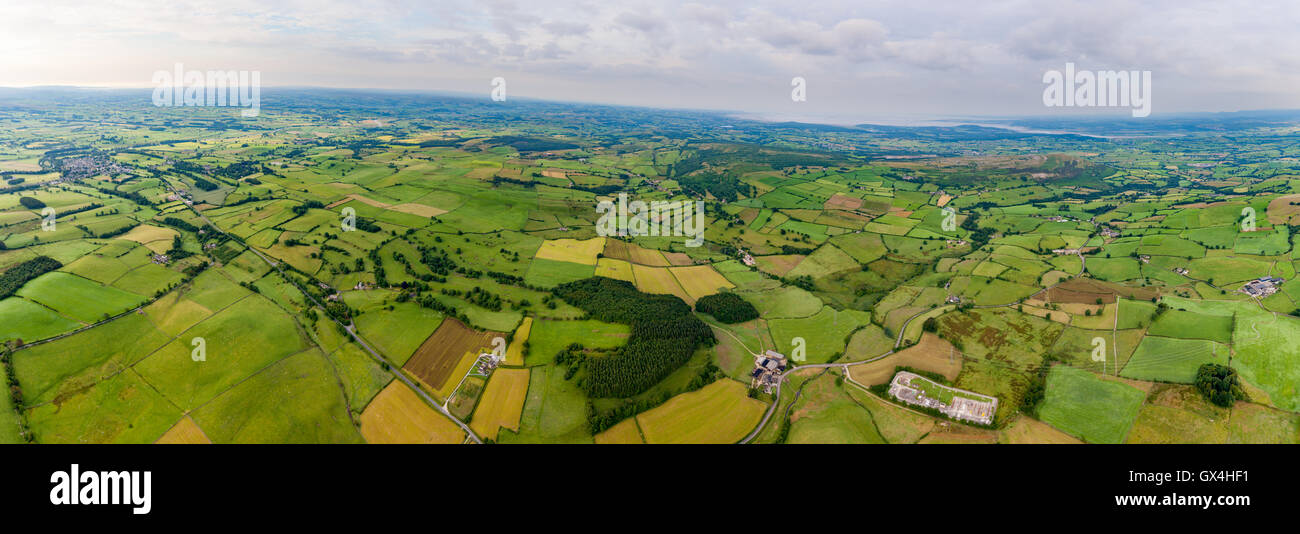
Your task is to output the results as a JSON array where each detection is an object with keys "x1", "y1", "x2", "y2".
[
  {"x1": 1038, "y1": 366, "x2": 1145, "y2": 444},
  {"x1": 1121, "y1": 336, "x2": 1228, "y2": 383}
]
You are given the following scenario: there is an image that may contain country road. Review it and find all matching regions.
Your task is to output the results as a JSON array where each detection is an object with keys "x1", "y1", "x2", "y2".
[
  {"x1": 169, "y1": 184, "x2": 483, "y2": 444},
  {"x1": 739, "y1": 250, "x2": 1088, "y2": 443}
]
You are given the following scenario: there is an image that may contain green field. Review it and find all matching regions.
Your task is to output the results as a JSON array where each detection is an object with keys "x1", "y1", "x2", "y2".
[
  {"x1": 1121, "y1": 336, "x2": 1229, "y2": 383},
  {"x1": 0, "y1": 297, "x2": 81, "y2": 343},
  {"x1": 1147, "y1": 309, "x2": 1233, "y2": 343},
  {"x1": 1038, "y1": 366, "x2": 1145, "y2": 444},
  {"x1": 16, "y1": 271, "x2": 146, "y2": 323}
]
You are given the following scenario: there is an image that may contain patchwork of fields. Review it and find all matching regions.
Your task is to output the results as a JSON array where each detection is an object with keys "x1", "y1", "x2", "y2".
[{"x1": 0, "y1": 90, "x2": 1297, "y2": 446}]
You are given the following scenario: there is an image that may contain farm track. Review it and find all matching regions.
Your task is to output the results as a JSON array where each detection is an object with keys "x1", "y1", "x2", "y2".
[
  {"x1": 742, "y1": 251, "x2": 1088, "y2": 443},
  {"x1": 164, "y1": 180, "x2": 483, "y2": 443}
]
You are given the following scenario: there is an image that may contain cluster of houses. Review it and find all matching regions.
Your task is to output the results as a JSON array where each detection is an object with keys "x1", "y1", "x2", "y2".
[
  {"x1": 749, "y1": 350, "x2": 788, "y2": 394},
  {"x1": 1242, "y1": 276, "x2": 1285, "y2": 298},
  {"x1": 58, "y1": 154, "x2": 130, "y2": 181},
  {"x1": 740, "y1": 249, "x2": 756, "y2": 267},
  {"x1": 475, "y1": 350, "x2": 505, "y2": 375}
]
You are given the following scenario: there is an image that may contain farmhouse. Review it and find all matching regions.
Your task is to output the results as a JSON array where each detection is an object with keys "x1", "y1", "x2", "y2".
[
  {"x1": 476, "y1": 352, "x2": 502, "y2": 374},
  {"x1": 1242, "y1": 276, "x2": 1284, "y2": 298},
  {"x1": 750, "y1": 350, "x2": 788, "y2": 393}
]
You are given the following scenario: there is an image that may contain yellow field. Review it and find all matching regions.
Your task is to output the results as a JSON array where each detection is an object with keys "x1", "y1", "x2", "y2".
[
  {"x1": 154, "y1": 416, "x2": 212, "y2": 444},
  {"x1": 631, "y1": 263, "x2": 693, "y2": 303},
  {"x1": 468, "y1": 368, "x2": 530, "y2": 441},
  {"x1": 505, "y1": 317, "x2": 532, "y2": 366},
  {"x1": 117, "y1": 224, "x2": 179, "y2": 254},
  {"x1": 534, "y1": 237, "x2": 606, "y2": 265},
  {"x1": 848, "y1": 333, "x2": 962, "y2": 386},
  {"x1": 360, "y1": 381, "x2": 466, "y2": 444},
  {"x1": 594, "y1": 257, "x2": 635, "y2": 282},
  {"x1": 636, "y1": 380, "x2": 766, "y2": 444},
  {"x1": 1000, "y1": 414, "x2": 1084, "y2": 444},
  {"x1": 669, "y1": 265, "x2": 734, "y2": 301},
  {"x1": 435, "y1": 350, "x2": 480, "y2": 399},
  {"x1": 627, "y1": 243, "x2": 671, "y2": 266},
  {"x1": 1267, "y1": 194, "x2": 1300, "y2": 225},
  {"x1": 390, "y1": 202, "x2": 448, "y2": 218},
  {"x1": 594, "y1": 417, "x2": 644, "y2": 444}
]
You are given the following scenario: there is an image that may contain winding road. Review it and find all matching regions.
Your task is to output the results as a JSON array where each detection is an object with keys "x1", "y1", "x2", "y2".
[
  {"x1": 740, "y1": 250, "x2": 1088, "y2": 443},
  {"x1": 167, "y1": 182, "x2": 483, "y2": 444}
]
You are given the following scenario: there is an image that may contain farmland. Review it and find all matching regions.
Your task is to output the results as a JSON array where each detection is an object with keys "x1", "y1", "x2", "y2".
[
  {"x1": 0, "y1": 87, "x2": 1299, "y2": 446},
  {"x1": 635, "y1": 379, "x2": 767, "y2": 444}
]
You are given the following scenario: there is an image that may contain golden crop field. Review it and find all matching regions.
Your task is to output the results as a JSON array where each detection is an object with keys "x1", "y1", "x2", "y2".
[
  {"x1": 669, "y1": 264, "x2": 734, "y2": 302},
  {"x1": 360, "y1": 381, "x2": 466, "y2": 444},
  {"x1": 1000, "y1": 414, "x2": 1084, "y2": 444},
  {"x1": 661, "y1": 251, "x2": 694, "y2": 266},
  {"x1": 594, "y1": 417, "x2": 644, "y2": 444},
  {"x1": 534, "y1": 237, "x2": 606, "y2": 265},
  {"x1": 627, "y1": 243, "x2": 671, "y2": 266},
  {"x1": 631, "y1": 263, "x2": 693, "y2": 303},
  {"x1": 505, "y1": 317, "x2": 532, "y2": 366},
  {"x1": 636, "y1": 379, "x2": 766, "y2": 444},
  {"x1": 154, "y1": 416, "x2": 212, "y2": 444},
  {"x1": 468, "y1": 368, "x2": 530, "y2": 441},
  {"x1": 848, "y1": 332, "x2": 963, "y2": 385},
  {"x1": 116, "y1": 224, "x2": 180, "y2": 254},
  {"x1": 594, "y1": 257, "x2": 635, "y2": 282},
  {"x1": 404, "y1": 318, "x2": 500, "y2": 392}
]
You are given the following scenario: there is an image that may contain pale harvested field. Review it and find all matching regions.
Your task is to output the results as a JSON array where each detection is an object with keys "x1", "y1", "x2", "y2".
[
  {"x1": 1000, "y1": 415, "x2": 1083, "y2": 444},
  {"x1": 754, "y1": 255, "x2": 805, "y2": 277},
  {"x1": 631, "y1": 263, "x2": 693, "y2": 304},
  {"x1": 390, "y1": 202, "x2": 448, "y2": 217},
  {"x1": 154, "y1": 416, "x2": 212, "y2": 444},
  {"x1": 594, "y1": 257, "x2": 635, "y2": 282},
  {"x1": 404, "y1": 318, "x2": 501, "y2": 391},
  {"x1": 505, "y1": 317, "x2": 532, "y2": 366},
  {"x1": 636, "y1": 380, "x2": 766, "y2": 444},
  {"x1": 627, "y1": 243, "x2": 671, "y2": 266},
  {"x1": 534, "y1": 237, "x2": 606, "y2": 265},
  {"x1": 360, "y1": 381, "x2": 466, "y2": 444},
  {"x1": 469, "y1": 368, "x2": 530, "y2": 441},
  {"x1": 824, "y1": 193, "x2": 864, "y2": 210},
  {"x1": 594, "y1": 417, "x2": 644, "y2": 444},
  {"x1": 848, "y1": 333, "x2": 963, "y2": 386},
  {"x1": 1267, "y1": 194, "x2": 1300, "y2": 225},
  {"x1": 117, "y1": 224, "x2": 180, "y2": 254},
  {"x1": 662, "y1": 251, "x2": 695, "y2": 266},
  {"x1": 669, "y1": 265, "x2": 735, "y2": 302}
]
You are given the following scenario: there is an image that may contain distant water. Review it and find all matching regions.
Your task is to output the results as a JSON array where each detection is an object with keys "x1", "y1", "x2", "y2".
[{"x1": 728, "y1": 111, "x2": 1115, "y2": 138}]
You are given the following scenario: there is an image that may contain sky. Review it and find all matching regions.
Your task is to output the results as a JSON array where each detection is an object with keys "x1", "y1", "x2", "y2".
[{"x1": 1, "y1": 0, "x2": 1297, "y2": 120}]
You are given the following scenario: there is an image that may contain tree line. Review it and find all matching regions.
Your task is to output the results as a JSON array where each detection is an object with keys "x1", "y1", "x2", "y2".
[{"x1": 552, "y1": 276, "x2": 716, "y2": 398}]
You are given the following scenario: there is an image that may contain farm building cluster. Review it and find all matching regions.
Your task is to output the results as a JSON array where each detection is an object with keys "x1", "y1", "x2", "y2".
[
  {"x1": 887, "y1": 371, "x2": 997, "y2": 426},
  {"x1": 749, "y1": 350, "x2": 787, "y2": 393},
  {"x1": 1241, "y1": 276, "x2": 1285, "y2": 298}
]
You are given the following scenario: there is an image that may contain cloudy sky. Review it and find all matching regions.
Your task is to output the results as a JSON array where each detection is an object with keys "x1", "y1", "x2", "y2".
[{"x1": 1, "y1": 0, "x2": 1297, "y2": 120}]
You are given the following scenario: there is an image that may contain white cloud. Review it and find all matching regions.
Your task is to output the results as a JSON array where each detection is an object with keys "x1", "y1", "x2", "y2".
[{"x1": 0, "y1": 0, "x2": 1296, "y2": 116}]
